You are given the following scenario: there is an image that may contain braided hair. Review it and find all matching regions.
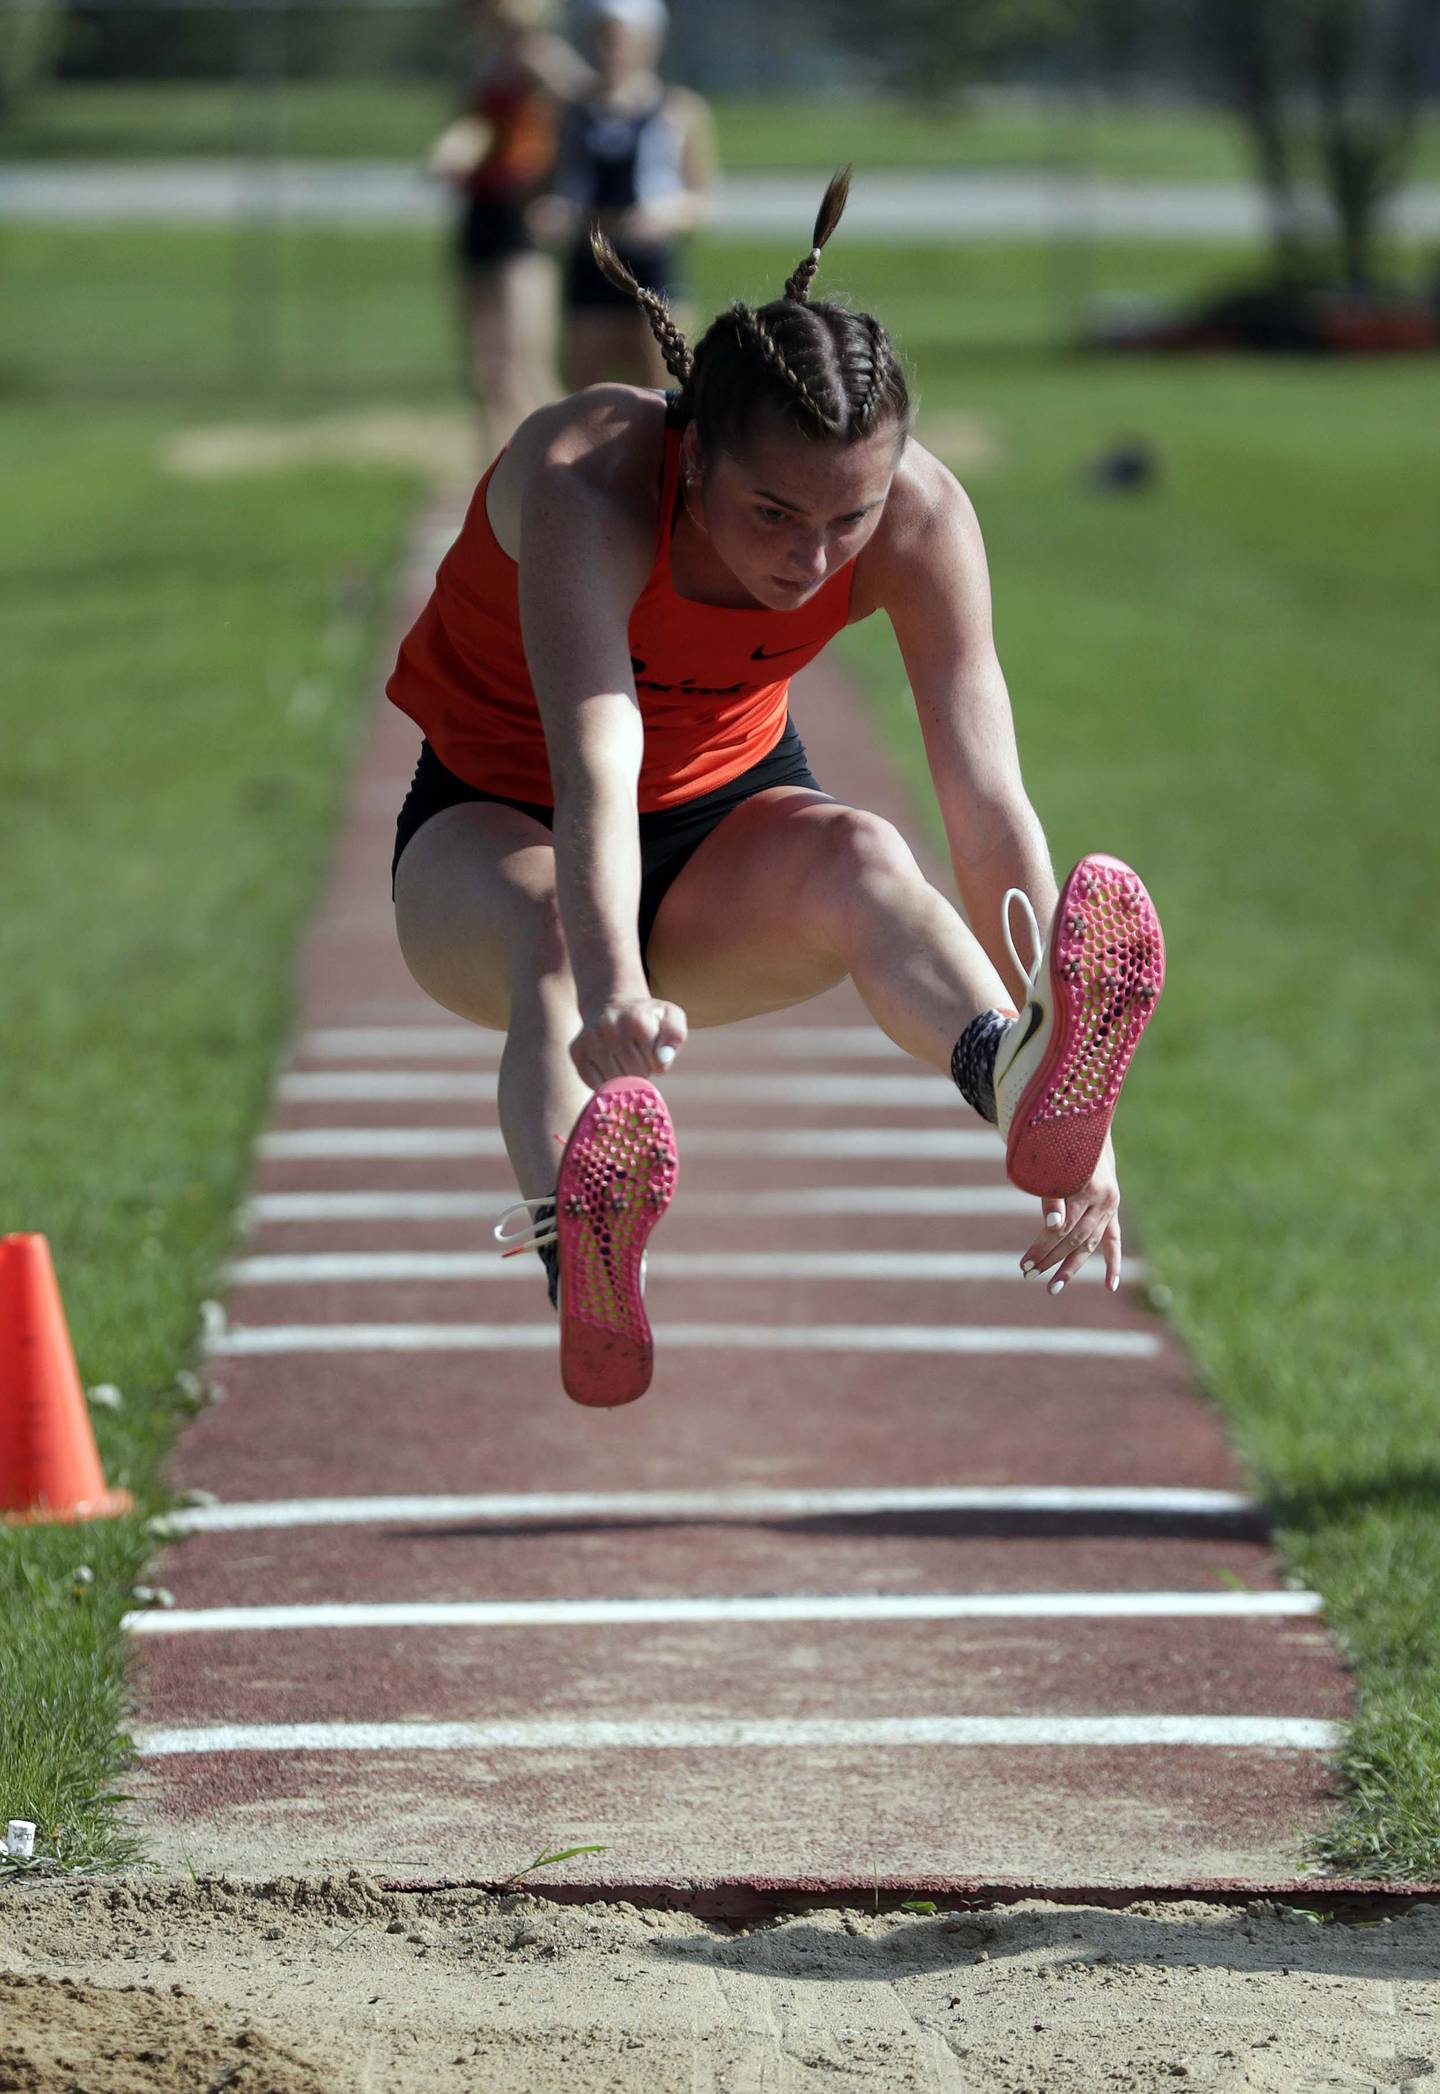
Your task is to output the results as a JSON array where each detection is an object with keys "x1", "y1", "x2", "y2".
[{"x1": 589, "y1": 167, "x2": 910, "y2": 457}]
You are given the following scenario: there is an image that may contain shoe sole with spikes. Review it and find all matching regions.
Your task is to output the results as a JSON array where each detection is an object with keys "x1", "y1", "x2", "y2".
[
  {"x1": 994, "y1": 853, "x2": 1165, "y2": 1198},
  {"x1": 555, "y1": 1076, "x2": 678, "y2": 1407}
]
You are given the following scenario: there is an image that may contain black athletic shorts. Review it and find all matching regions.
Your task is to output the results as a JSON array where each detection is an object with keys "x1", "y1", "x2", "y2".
[
  {"x1": 457, "y1": 192, "x2": 536, "y2": 269},
  {"x1": 565, "y1": 236, "x2": 678, "y2": 312},
  {"x1": 392, "y1": 719, "x2": 825, "y2": 961}
]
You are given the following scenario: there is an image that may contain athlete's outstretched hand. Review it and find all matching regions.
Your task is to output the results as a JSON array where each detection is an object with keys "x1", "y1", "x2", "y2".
[
  {"x1": 1018, "y1": 1132, "x2": 1123, "y2": 1296},
  {"x1": 572, "y1": 998, "x2": 687, "y2": 1090}
]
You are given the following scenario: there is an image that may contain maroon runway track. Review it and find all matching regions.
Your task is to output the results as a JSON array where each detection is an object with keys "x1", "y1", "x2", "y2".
[{"x1": 130, "y1": 502, "x2": 1354, "y2": 1894}]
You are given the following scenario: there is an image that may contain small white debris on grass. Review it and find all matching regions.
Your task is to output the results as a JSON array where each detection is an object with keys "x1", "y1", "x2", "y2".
[
  {"x1": 5, "y1": 1822, "x2": 36, "y2": 1860},
  {"x1": 87, "y1": 1384, "x2": 123, "y2": 1411}
]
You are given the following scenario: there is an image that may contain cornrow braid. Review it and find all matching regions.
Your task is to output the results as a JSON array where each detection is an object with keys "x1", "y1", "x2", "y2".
[
  {"x1": 783, "y1": 246, "x2": 821, "y2": 305},
  {"x1": 855, "y1": 313, "x2": 887, "y2": 430},
  {"x1": 730, "y1": 303, "x2": 835, "y2": 429},
  {"x1": 783, "y1": 164, "x2": 851, "y2": 304},
  {"x1": 589, "y1": 225, "x2": 693, "y2": 386},
  {"x1": 581, "y1": 168, "x2": 911, "y2": 460}
]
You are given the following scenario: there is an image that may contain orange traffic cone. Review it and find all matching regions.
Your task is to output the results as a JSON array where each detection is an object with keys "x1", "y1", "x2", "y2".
[{"x1": 0, "y1": 1233, "x2": 132, "y2": 1524}]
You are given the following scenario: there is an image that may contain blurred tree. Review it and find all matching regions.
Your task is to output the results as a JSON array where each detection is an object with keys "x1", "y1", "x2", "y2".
[
  {"x1": 1195, "y1": 0, "x2": 1440, "y2": 288},
  {"x1": 0, "y1": 0, "x2": 63, "y2": 118},
  {"x1": 820, "y1": 0, "x2": 1074, "y2": 99},
  {"x1": 1086, "y1": 0, "x2": 1151, "y2": 90}
]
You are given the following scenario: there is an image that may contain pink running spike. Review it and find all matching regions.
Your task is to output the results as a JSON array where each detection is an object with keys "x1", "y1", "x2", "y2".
[
  {"x1": 554, "y1": 1077, "x2": 678, "y2": 1408},
  {"x1": 1000, "y1": 853, "x2": 1165, "y2": 1197}
]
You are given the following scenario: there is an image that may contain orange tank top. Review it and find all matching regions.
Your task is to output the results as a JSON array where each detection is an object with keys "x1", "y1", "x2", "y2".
[
  {"x1": 385, "y1": 417, "x2": 858, "y2": 813},
  {"x1": 468, "y1": 72, "x2": 554, "y2": 198}
]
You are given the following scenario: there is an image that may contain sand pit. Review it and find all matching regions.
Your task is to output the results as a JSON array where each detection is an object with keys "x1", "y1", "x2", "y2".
[
  {"x1": 162, "y1": 410, "x2": 481, "y2": 486},
  {"x1": 912, "y1": 409, "x2": 1006, "y2": 474},
  {"x1": 162, "y1": 405, "x2": 1004, "y2": 491},
  {"x1": 2, "y1": 1876, "x2": 1437, "y2": 2091}
]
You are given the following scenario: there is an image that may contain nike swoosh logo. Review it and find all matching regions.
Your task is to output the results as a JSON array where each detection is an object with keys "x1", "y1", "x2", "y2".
[
  {"x1": 1013, "y1": 1001, "x2": 1044, "y2": 1054},
  {"x1": 751, "y1": 642, "x2": 811, "y2": 662}
]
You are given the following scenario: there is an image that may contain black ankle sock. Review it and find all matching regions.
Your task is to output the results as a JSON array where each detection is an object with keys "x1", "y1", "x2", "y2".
[
  {"x1": 533, "y1": 1196, "x2": 559, "y2": 1310},
  {"x1": 950, "y1": 1008, "x2": 1013, "y2": 1126}
]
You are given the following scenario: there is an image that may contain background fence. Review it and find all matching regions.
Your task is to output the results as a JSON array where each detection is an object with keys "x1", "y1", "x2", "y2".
[{"x1": 2, "y1": 0, "x2": 1439, "y2": 397}]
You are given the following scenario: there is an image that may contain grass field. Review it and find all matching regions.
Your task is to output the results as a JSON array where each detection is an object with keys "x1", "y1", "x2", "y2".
[
  {"x1": 1, "y1": 219, "x2": 1332, "y2": 402},
  {"x1": 0, "y1": 399, "x2": 422, "y2": 1867},
  {"x1": 2, "y1": 224, "x2": 1438, "y2": 1880},
  {"x1": 7, "y1": 81, "x2": 1440, "y2": 185}
]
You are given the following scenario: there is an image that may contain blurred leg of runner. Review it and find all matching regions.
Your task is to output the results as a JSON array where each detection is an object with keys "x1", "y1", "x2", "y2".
[
  {"x1": 565, "y1": 307, "x2": 669, "y2": 390},
  {"x1": 466, "y1": 251, "x2": 563, "y2": 460}
]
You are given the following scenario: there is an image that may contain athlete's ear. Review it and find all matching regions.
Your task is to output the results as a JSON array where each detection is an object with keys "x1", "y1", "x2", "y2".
[{"x1": 680, "y1": 422, "x2": 705, "y2": 489}]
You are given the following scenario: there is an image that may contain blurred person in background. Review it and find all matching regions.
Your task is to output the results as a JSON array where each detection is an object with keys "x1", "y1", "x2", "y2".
[
  {"x1": 428, "y1": 0, "x2": 592, "y2": 456},
  {"x1": 533, "y1": 0, "x2": 716, "y2": 389}
]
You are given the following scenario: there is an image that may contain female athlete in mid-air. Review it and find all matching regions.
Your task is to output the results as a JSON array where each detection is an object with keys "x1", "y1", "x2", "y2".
[{"x1": 386, "y1": 171, "x2": 1165, "y2": 1408}]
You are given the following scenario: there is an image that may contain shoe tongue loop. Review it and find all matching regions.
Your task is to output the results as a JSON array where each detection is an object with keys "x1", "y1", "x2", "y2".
[
  {"x1": 1002, "y1": 887, "x2": 1043, "y2": 993},
  {"x1": 493, "y1": 1193, "x2": 558, "y2": 1257}
]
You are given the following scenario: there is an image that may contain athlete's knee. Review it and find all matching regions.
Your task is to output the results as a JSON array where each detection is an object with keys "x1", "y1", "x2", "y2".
[{"x1": 806, "y1": 807, "x2": 923, "y2": 945}]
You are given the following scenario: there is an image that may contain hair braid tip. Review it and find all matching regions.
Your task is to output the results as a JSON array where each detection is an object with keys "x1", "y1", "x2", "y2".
[{"x1": 590, "y1": 218, "x2": 692, "y2": 385}]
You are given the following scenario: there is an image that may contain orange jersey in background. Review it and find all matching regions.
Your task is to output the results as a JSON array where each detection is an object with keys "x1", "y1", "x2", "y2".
[{"x1": 467, "y1": 73, "x2": 556, "y2": 197}]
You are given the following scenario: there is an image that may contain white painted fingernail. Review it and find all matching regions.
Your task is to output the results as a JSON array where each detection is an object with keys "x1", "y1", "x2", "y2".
[
  {"x1": 1049, "y1": 1277, "x2": 1066, "y2": 1296},
  {"x1": 1108, "y1": 1274, "x2": 1120, "y2": 1293},
  {"x1": 655, "y1": 1045, "x2": 675, "y2": 1068},
  {"x1": 1045, "y1": 1210, "x2": 1064, "y2": 1230},
  {"x1": 1020, "y1": 1261, "x2": 1036, "y2": 1276}
]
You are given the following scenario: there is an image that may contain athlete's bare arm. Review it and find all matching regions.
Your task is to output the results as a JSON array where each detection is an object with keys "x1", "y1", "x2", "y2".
[
  {"x1": 857, "y1": 443, "x2": 1059, "y2": 1012},
  {"x1": 861, "y1": 441, "x2": 1125, "y2": 1273},
  {"x1": 621, "y1": 88, "x2": 716, "y2": 244},
  {"x1": 519, "y1": 29, "x2": 595, "y2": 102},
  {"x1": 503, "y1": 387, "x2": 687, "y2": 1083}
]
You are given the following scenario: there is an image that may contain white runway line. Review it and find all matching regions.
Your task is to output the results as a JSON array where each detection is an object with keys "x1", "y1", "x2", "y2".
[
  {"x1": 161, "y1": 1483, "x2": 1256, "y2": 1535},
  {"x1": 245, "y1": 1186, "x2": 1038, "y2": 1220},
  {"x1": 261, "y1": 1126, "x2": 998, "y2": 1160},
  {"x1": 248, "y1": 1192, "x2": 506, "y2": 1221},
  {"x1": 134, "y1": 1715, "x2": 1343, "y2": 1756},
  {"x1": 280, "y1": 1071, "x2": 951, "y2": 1107},
  {"x1": 127, "y1": 1590, "x2": 1323, "y2": 1634},
  {"x1": 299, "y1": 1025, "x2": 906, "y2": 1061},
  {"x1": 208, "y1": 1322, "x2": 1161, "y2": 1358},
  {"x1": 225, "y1": 1250, "x2": 1146, "y2": 1285}
]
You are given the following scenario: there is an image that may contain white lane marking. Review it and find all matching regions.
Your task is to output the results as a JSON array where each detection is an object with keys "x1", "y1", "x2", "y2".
[
  {"x1": 736, "y1": 1187, "x2": 1034, "y2": 1215},
  {"x1": 134, "y1": 1716, "x2": 1342, "y2": 1756},
  {"x1": 250, "y1": 1192, "x2": 503, "y2": 1220},
  {"x1": 289, "y1": 1071, "x2": 496, "y2": 1099},
  {"x1": 300, "y1": 1025, "x2": 906, "y2": 1061},
  {"x1": 280, "y1": 1072, "x2": 951, "y2": 1107},
  {"x1": 245, "y1": 1187, "x2": 1038, "y2": 1220},
  {"x1": 163, "y1": 1484, "x2": 1255, "y2": 1535},
  {"x1": 208, "y1": 1323, "x2": 1161, "y2": 1358},
  {"x1": 280, "y1": 1080, "x2": 954, "y2": 1114},
  {"x1": 127, "y1": 1590, "x2": 1322, "y2": 1634},
  {"x1": 225, "y1": 1250, "x2": 1146, "y2": 1285},
  {"x1": 260, "y1": 1127, "x2": 996, "y2": 1159}
]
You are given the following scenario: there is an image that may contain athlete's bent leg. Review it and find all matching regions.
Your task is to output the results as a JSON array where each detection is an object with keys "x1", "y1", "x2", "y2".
[
  {"x1": 392, "y1": 801, "x2": 590, "y2": 1200},
  {"x1": 645, "y1": 790, "x2": 1012, "y2": 1069}
]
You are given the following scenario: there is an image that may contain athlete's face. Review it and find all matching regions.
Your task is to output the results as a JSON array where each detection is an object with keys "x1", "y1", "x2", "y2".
[{"x1": 686, "y1": 414, "x2": 903, "y2": 613}]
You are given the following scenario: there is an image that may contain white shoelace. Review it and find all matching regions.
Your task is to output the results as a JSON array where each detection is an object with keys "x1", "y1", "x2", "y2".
[
  {"x1": 1002, "y1": 886, "x2": 1043, "y2": 996},
  {"x1": 493, "y1": 1196, "x2": 557, "y2": 1261},
  {"x1": 492, "y1": 1196, "x2": 648, "y2": 1295}
]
